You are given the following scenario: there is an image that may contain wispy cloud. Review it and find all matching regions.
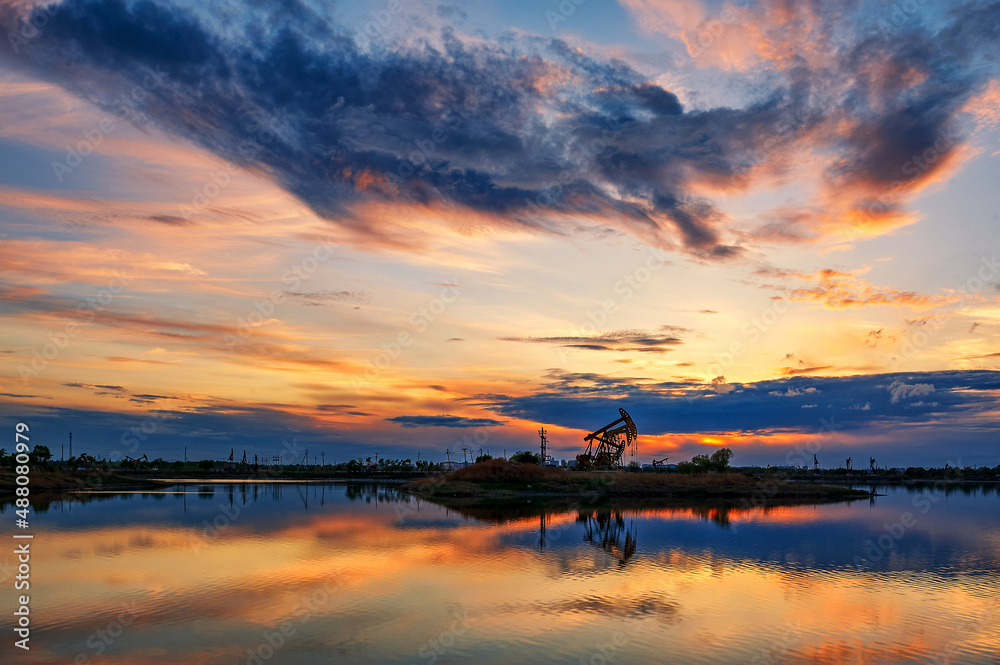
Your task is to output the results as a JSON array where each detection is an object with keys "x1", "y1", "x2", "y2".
[
  {"x1": 778, "y1": 366, "x2": 834, "y2": 376},
  {"x1": 385, "y1": 414, "x2": 505, "y2": 428},
  {"x1": 281, "y1": 290, "x2": 369, "y2": 306},
  {"x1": 501, "y1": 326, "x2": 689, "y2": 353},
  {"x1": 754, "y1": 266, "x2": 944, "y2": 309}
]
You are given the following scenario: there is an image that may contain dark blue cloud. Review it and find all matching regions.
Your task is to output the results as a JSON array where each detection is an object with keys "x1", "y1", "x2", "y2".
[
  {"x1": 0, "y1": 399, "x2": 373, "y2": 462},
  {"x1": 384, "y1": 414, "x2": 504, "y2": 428},
  {"x1": 474, "y1": 369, "x2": 1000, "y2": 435},
  {"x1": 4, "y1": 369, "x2": 997, "y2": 466},
  {"x1": 468, "y1": 369, "x2": 1000, "y2": 465},
  {"x1": 8, "y1": 0, "x2": 996, "y2": 255}
]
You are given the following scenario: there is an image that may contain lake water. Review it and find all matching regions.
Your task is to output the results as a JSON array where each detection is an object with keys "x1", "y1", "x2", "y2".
[{"x1": 3, "y1": 482, "x2": 998, "y2": 664}]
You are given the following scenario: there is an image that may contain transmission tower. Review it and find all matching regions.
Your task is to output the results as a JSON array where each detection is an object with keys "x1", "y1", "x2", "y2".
[{"x1": 539, "y1": 427, "x2": 553, "y2": 465}]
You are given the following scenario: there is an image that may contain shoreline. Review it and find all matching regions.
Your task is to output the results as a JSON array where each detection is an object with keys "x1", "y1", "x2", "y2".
[
  {"x1": 4, "y1": 467, "x2": 994, "y2": 497},
  {"x1": 791, "y1": 476, "x2": 1000, "y2": 485},
  {"x1": 401, "y1": 471, "x2": 875, "y2": 502},
  {"x1": 0, "y1": 469, "x2": 428, "y2": 494},
  {"x1": 0, "y1": 469, "x2": 171, "y2": 493}
]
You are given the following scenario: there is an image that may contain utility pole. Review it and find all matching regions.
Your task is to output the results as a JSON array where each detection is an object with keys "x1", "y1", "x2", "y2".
[
  {"x1": 184, "y1": 446, "x2": 187, "y2": 463},
  {"x1": 446, "y1": 449, "x2": 451, "y2": 463},
  {"x1": 69, "y1": 432, "x2": 72, "y2": 459},
  {"x1": 321, "y1": 452, "x2": 325, "y2": 466},
  {"x1": 538, "y1": 427, "x2": 548, "y2": 465}
]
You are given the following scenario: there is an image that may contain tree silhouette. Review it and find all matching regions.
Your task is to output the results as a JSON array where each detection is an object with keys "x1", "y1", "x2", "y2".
[
  {"x1": 30, "y1": 444, "x2": 53, "y2": 466},
  {"x1": 710, "y1": 448, "x2": 733, "y2": 472}
]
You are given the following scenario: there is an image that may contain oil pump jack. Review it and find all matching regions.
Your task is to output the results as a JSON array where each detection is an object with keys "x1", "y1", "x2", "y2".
[
  {"x1": 122, "y1": 454, "x2": 148, "y2": 471},
  {"x1": 576, "y1": 407, "x2": 638, "y2": 470}
]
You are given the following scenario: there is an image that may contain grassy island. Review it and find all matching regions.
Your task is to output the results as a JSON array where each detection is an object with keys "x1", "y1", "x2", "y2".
[{"x1": 402, "y1": 458, "x2": 872, "y2": 502}]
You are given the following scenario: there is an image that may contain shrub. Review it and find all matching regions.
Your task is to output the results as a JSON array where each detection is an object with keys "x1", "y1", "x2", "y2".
[{"x1": 510, "y1": 450, "x2": 540, "y2": 465}]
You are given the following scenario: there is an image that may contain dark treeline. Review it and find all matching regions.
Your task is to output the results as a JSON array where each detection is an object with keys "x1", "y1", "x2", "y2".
[
  {"x1": 3, "y1": 445, "x2": 997, "y2": 481},
  {"x1": 0, "y1": 445, "x2": 444, "y2": 476}
]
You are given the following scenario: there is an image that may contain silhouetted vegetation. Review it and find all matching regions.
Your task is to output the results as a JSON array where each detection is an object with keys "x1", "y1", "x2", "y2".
[
  {"x1": 3, "y1": 439, "x2": 995, "y2": 499},
  {"x1": 736, "y1": 463, "x2": 1000, "y2": 482},
  {"x1": 509, "y1": 450, "x2": 541, "y2": 465},
  {"x1": 449, "y1": 458, "x2": 567, "y2": 483},
  {"x1": 675, "y1": 448, "x2": 733, "y2": 473},
  {"x1": 30, "y1": 445, "x2": 53, "y2": 468}
]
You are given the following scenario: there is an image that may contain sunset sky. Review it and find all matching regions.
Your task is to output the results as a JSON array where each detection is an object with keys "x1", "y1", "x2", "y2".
[{"x1": 1, "y1": 0, "x2": 999, "y2": 467}]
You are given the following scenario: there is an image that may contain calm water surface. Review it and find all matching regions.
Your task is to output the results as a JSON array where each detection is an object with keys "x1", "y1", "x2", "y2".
[{"x1": 3, "y1": 482, "x2": 998, "y2": 664}]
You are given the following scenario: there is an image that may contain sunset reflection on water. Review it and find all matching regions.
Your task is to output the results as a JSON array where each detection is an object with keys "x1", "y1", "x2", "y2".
[{"x1": 3, "y1": 483, "x2": 998, "y2": 664}]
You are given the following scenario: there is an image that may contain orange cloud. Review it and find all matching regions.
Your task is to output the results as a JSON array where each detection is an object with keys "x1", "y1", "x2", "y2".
[
  {"x1": 755, "y1": 266, "x2": 947, "y2": 310},
  {"x1": 962, "y1": 79, "x2": 1000, "y2": 132},
  {"x1": 619, "y1": 0, "x2": 831, "y2": 72}
]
